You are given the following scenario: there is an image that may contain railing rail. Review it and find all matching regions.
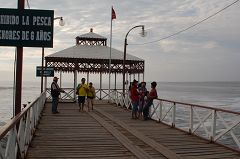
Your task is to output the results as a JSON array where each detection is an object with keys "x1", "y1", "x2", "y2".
[
  {"x1": 0, "y1": 92, "x2": 46, "y2": 159},
  {"x1": 46, "y1": 88, "x2": 123, "y2": 102},
  {"x1": 46, "y1": 88, "x2": 75, "y2": 102},
  {"x1": 110, "y1": 90, "x2": 240, "y2": 151}
]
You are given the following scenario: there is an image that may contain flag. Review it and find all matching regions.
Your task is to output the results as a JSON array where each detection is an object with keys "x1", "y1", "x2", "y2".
[{"x1": 112, "y1": 7, "x2": 116, "y2": 20}]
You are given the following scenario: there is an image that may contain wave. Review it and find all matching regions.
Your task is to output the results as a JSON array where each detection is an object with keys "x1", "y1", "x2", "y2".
[{"x1": 0, "y1": 87, "x2": 13, "y2": 90}]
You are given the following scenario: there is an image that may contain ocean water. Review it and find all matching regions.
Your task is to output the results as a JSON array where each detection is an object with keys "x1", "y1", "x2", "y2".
[
  {"x1": 0, "y1": 81, "x2": 41, "y2": 125},
  {"x1": 158, "y1": 82, "x2": 240, "y2": 111},
  {"x1": 0, "y1": 81, "x2": 240, "y2": 125}
]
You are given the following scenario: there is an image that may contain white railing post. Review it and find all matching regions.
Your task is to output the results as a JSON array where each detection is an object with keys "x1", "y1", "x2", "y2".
[
  {"x1": 211, "y1": 110, "x2": 217, "y2": 141},
  {"x1": 159, "y1": 101, "x2": 163, "y2": 122},
  {"x1": 17, "y1": 118, "x2": 26, "y2": 158},
  {"x1": 172, "y1": 103, "x2": 176, "y2": 127},
  {"x1": 189, "y1": 106, "x2": 194, "y2": 134},
  {"x1": 5, "y1": 127, "x2": 17, "y2": 159},
  {"x1": 0, "y1": 143, "x2": 4, "y2": 158}
]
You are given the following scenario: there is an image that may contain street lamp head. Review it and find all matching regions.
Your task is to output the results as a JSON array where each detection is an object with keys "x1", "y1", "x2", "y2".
[
  {"x1": 54, "y1": 16, "x2": 65, "y2": 26},
  {"x1": 59, "y1": 17, "x2": 65, "y2": 26},
  {"x1": 140, "y1": 25, "x2": 147, "y2": 37}
]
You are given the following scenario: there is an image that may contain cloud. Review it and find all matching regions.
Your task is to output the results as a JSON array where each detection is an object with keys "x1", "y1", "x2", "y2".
[{"x1": 0, "y1": 0, "x2": 240, "y2": 82}]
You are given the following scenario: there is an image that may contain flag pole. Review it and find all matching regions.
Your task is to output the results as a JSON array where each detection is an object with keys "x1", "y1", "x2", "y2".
[{"x1": 108, "y1": 6, "x2": 113, "y2": 102}]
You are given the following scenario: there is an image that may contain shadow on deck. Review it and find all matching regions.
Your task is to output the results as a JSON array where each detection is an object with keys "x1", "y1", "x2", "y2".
[{"x1": 27, "y1": 100, "x2": 240, "y2": 159}]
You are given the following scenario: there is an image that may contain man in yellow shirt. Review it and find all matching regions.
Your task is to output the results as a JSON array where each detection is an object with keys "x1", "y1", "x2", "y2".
[{"x1": 76, "y1": 78, "x2": 89, "y2": 111}]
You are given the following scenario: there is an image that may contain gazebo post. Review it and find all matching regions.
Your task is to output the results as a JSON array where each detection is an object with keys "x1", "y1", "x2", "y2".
[
  {"x1": 133, "y1": 73, "x2": 135, "y2": 80},
  {"x1": 87, "y1": 72, "x2": 89, "y2": 84},
  {"x1": 114, "y1": 72, "x2": 117, "y2": 90},
  {"x1": 138, "y1": 73, "x2": 140, "y2": 82},
  {"x1": 143, "y1": 72, "x2": 145, "y2": 82},
  {"x1": 129, "y1": 73, "x2": 132, "y2": 85},
  {"x1": 60, "y1": 70, "x2": 62, "y2": 88},
  {"x1": 126, "y1": 73, "x2": 128, "y2": 86},
  {"x1": 74, "y1": 70, "x2": 77, "y2": 102},
  {"x1": 59, "y1": 70, "x2": 62, "y2": 99},
  {"x1": 44, "y1": 60, "x2": 47, "y2": 92},
  {"x1": 100, "y1": 72, "x2": 102, "y2": 100}
]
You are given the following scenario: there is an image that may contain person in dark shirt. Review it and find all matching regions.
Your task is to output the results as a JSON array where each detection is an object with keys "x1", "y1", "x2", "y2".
[
  {"x1": 51, "y1": 77, "x2": 64, "y2": 114},
  {"x1": 143, "y1": 81, "x2": 158, "y2": 120},
  {"x1": 138, "y1": 82, "x2": 147, "y2": 119}
]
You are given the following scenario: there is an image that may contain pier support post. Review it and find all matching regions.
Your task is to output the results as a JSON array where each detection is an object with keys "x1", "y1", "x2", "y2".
[{"x1": 15, "y1": 0, "x2": 25, "y2": 116}]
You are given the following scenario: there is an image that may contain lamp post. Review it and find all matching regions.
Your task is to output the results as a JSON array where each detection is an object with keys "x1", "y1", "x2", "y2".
[
  {"x1": 41, "y1": 17, "x2": 64, "y2": 93},
  {"x1": 122, "y1": 25, "x2": 145, "y2": 97}
]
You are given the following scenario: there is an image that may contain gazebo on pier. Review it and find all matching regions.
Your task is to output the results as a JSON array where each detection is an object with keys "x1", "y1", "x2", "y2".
[{"x1": 45, "y1": 28, "x2": 145, "y2": 101}]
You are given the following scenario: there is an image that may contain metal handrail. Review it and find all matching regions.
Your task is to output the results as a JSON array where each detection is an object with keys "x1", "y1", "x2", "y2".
[
  {"x1": 110, "y1": 90, "x2": 240, "y2": 151},
  {"x1": 0, "y1": 92, "x2": 46, "y2": 158}
]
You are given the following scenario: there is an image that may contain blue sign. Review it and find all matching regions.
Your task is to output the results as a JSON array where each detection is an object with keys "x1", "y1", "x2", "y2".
[{"x1": 36, "y1": 66, "x2": 54, "y2": 77}]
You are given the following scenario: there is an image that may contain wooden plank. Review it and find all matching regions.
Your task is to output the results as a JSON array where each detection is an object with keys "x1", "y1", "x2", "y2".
[
  {"x1": 94, "y1": 107, "x2": 183, "y2": 159},
  {"x1": 89, "y1": 112, "x2": 154, "y2": 159}
]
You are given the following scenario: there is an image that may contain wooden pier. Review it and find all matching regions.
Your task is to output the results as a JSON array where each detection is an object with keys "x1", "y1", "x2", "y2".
[{"x1": 26, "y1": 100, "x2": 240, "y2": 159}]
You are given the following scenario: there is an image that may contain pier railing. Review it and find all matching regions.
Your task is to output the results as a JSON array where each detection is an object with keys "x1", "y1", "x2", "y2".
[
  {"x1": 46, "y1": 88, "x2": 122, "y2": 102},
  {"x1": 0, "y1": 92, "x2": 46, "y2": 159},
  {"x1": 110, "y1": 90, "x2": 240, "y2": 151},
  {"x1": 46, "y1": 88, "x2": 75, "y2": 102}
]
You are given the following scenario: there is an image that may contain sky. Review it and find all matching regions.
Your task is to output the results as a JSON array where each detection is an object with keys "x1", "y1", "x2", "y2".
[{"x1": 0, "y1": 0, "x2": 240, "y2": 83}]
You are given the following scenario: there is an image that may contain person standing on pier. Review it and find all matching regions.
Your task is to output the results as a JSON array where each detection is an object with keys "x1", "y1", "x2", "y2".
[
  {"x1": 130, "y1": 79, "x2": 139, "y2": 119},
  {"x1": 76, "y1": 78, "x2": 89, "y2": 111},
  {"x1": 138, "y1": 82, "x2": 147, "y2": 119},
  {"x1": 87, "y1": 82, "x2": 96, "y2": 111},
  {"x1": 51, "y1": 77, "x2": 65, "y2": 114},
  {"x1": 143, "y1": 81, "x2": 158, "y2": 120}
]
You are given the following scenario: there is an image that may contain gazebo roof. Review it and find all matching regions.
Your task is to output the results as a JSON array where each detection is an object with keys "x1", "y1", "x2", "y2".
[
  {"x1": 46, "y1": 45, "x2": 143, "y2": 61},
  {"x1": 76, "y1": 32, "x2": 107, "y2": 40}
]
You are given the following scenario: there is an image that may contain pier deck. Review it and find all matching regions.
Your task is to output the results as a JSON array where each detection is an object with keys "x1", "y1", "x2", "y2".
[{"x1": 27, "y1": 101, "x2": 240, "y2": 159}]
